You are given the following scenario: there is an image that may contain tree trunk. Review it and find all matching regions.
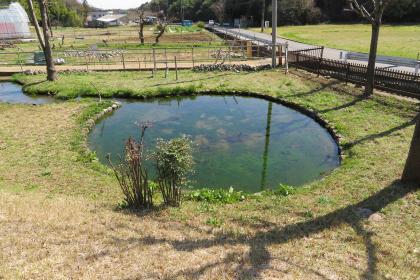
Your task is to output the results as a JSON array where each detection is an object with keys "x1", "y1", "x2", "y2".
[
  {"x1": 402, "y1": 115, "x2": 420, "y2": 183},
  {"x1": 27, "y1": 0, "x2": 45, "y2": 50},
  {"x1": 139, "y1": 22, "x2": 145, "y2": 44},
  {"x1": 155, "y1": 29, "x2": 164, "y2": 44},
  {"x1": 46, "y1": 7, "x2": 53, "y2": 37},
  {"x1": 261, "y1": 0, "x2": 265, "y2": 32},
  {"x1": 38, "y1": 0, "x2": 56, "y2": 81},
  {"x1": 364, "y1": 23, "x2": 380, "y2": 96}
]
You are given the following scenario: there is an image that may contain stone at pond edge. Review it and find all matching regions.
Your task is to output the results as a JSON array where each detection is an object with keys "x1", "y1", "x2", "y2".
[
  {"x1": 355, "y1": 208, "x2": 383, "y2": 222},
  {"x1": 368, "y1": 213, "x2": 383, "y2": 222}
]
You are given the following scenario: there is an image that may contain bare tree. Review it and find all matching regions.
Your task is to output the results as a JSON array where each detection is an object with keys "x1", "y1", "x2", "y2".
[
  {"x1": 155, "y1": 11, "x2": 172, "y2": 44},
  {"x1": 261, "y1": 0, "x2": 266, "y2": 32},
  {"x1": 138, "y1": 8, "x2": 145, "y2": 45},
  {"x1": 402, "y1": 114, "x2": 420, "y2": 183},
  {"x1": 82, "y1": 0, "x2": 90, "y2": 26},
  {"x1": 210, "y1": 0, "x2": 225, "y2": 24},
  {"x1": 350, "y1": 0, "x2": 387, "y2": 97},
  {"x1": 27, "y1": 0, "x2": 57, "y2": 81}
]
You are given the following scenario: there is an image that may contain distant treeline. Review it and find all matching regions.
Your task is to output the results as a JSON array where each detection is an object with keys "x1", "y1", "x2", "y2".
[
  {"x1": 142, "y1": 0, "x2": 420, "y2": 25},
  {"x1": 0, "y1": 0, "x2": 89, "y2": 27}
]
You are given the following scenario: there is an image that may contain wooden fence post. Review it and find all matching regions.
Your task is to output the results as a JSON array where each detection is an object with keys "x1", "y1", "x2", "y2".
[
  {"x1": 285, "y1": 43, "x2": 289, "y2": 74},
  {"x1": 121, "y1": 53, "x2": 126, "y2": 71},
  {"x1": 279, "y1": 45, "x2": 282, "y2": 66},
  {"x1": 153, "y1": 48, "x2": 156, "y2": 72},
  {"x1": 85, "y1": 55, "x2": 89, "y2": 71},
  {"x1": 345, "y1": 63, "x2": 351, "y2": 84},
  {"x1": 247, "y1": 41, "x2": 253, "y2": 59},
  {"x1": 317, "y1": 46, "x2": 325, "y2": 77},
  {"x1": 175, "y1": 56, "x2": 178, "y2": 81},
  {"x1": 17, "y1": 49, "x2": 23, "y2": 73},
  {"x1": 192, "y1": 47, "x2": 195, "y2": 67},
  {"x1": 165, "y1": 58, "x2": 168, "y2": 78}
]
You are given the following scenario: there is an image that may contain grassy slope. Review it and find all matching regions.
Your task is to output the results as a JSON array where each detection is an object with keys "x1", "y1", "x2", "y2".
[
  {"x1": 251, "y1": 24, "x2": 420, "y2": 59},
  {"x1": 0, "y1": 69, "x2": 419, "y2": 279}
]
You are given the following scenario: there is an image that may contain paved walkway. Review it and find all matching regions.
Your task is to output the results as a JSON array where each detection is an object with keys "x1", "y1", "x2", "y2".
[{"x1": 209, "y1": 26, "x2": 418, "y2": 73}]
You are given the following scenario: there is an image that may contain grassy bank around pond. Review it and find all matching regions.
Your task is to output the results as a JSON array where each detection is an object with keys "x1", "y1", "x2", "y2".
[
  {"x1": 251, "y1": 24, "x2": 420, "y2": 59},
  {"x1": 1, "y1": 69, "x2": 419, "y2": 279}
]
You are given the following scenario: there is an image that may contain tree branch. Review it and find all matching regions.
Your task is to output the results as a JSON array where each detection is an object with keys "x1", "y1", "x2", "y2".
[{"x1": 27, "y1": 0, "x2": 45, "y2": 50}]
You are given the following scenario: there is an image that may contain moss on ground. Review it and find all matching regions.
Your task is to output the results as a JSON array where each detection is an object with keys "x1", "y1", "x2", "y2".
[{"x1": 0, "y1": 69, "x2": 418, "y2": 279}]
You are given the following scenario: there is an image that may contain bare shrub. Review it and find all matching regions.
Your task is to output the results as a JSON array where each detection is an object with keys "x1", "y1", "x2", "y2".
[{"x1": 107, "y1": 125, "x2": 153, "y2": 209}]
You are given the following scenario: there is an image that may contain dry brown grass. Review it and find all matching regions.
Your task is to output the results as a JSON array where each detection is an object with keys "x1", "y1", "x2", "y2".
[{"x1": 0, "y1": 70, "x2": 419, "y2": 279}]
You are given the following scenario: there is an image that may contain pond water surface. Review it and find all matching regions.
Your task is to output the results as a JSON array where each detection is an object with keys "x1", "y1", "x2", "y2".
[
  {"x1": 89, "y1": 95, "x2": 340, "y2": 192},
  {"x1": 0, "y1": 82, "x2": 55, "y2": 105}
]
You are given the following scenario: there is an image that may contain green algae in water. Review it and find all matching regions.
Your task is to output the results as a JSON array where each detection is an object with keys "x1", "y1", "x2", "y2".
[{"x1": 88, "y1": 95, "x2": 339, "y2": 192}]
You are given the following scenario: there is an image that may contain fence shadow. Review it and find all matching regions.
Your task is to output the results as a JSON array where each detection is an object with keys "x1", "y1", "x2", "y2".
[
  {"x1": 318, "y1": 96, "x2": 365, "y2": 114},
  {"x1": 343, "y1": 116, "x2": 418, "y2": 149}
]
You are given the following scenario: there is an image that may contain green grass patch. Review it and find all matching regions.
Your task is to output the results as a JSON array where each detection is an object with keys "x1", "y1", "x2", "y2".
[
  {"x1": 251, "y1": 24, "x2": 420, "y2": 59},
  {"x1": 2, "y1": 69, "x2": 419, "y2": 278}
]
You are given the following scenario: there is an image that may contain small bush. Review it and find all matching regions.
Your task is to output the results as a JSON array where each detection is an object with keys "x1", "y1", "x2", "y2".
[
  {"x1": 206, "y1": 217, "x2": 223, "y2": 227},
  {"x1": 155, "y1": 136, "x2": 194, "y2": 207},
  {"x1": 273, "y1": 184, "x2": 296, "y2": 197},
  {"x1": 196, "y1": 21, "x2": 205, "y2": 29},
  {"x1": 186, "y1": 187, "x2": 247, "y2": 204},
  {"x1": 304, "y1": 209, "x2": 314, "y2": 218}
]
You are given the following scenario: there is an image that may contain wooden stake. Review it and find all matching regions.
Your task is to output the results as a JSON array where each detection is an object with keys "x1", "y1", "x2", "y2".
[
  {"x1": 122, "y1": 53, "x2": 126, "y2": 71},
  {"x1": 175, "y1": 56, "x2": 178, "y2": 81},
  {"x1": 153, "y1": 48, "x2": 156, "y2": 72},
  {"x1": 192, "y1": 47, "x2": 195, "y2": 67}
]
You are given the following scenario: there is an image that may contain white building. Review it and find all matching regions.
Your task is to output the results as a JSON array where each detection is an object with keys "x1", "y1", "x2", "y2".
[
  {"x1": 0, "y1": 2, "x2": 31, "y2": 40},
  {"x1": 88, "y1": 10, "x2": 112, "y2": 21},
  {"x1": 96, "y1": 14, "x2": 127, "y2": 27}
]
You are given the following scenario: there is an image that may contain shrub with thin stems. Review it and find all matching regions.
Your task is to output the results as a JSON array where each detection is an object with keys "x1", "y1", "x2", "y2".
[{"x1": 107, "y1": 124, "x2": 153, "y2": 209}]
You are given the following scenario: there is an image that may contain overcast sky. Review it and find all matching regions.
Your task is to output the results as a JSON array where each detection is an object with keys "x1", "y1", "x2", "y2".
[{"x1": 86, "y1": 0, "x2": 148, "y2": 10}]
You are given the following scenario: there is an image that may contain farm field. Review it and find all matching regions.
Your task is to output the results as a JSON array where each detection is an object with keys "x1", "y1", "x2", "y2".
[
  {"x1": 0, "y1": 69, "x2": 418, "y2": 279},
  {"x1": 1, "y1": 24, "x2": 220, "y2": 53},
  {"x1": 251, "y1": 24, "x2": 420, "y2": 59}
]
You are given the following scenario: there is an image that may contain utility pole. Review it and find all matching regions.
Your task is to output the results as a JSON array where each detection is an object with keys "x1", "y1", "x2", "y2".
[
  {"x1": 271, "y1": 0, "x2": 277, "y2": 68},
  {"x1": 180, "y1": 0, "x2": 184, "y2": 21}
]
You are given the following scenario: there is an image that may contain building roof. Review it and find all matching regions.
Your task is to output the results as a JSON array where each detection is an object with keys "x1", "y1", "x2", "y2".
[{"x1": 96, "y1": 14, "x2": 126, "y2": 23}]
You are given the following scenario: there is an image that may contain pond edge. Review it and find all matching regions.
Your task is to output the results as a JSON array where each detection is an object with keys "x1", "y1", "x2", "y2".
[{"x1": 79, "y1": 90, "x2": 344, "y2": 166}]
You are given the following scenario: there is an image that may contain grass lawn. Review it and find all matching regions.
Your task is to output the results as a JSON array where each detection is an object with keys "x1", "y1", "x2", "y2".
[
  {"x1": 0, "y1": 69, "x2": 419, "y2": 279},
  {"x1": 251, "y1": 24, "x2": 420, "y2": 59}
]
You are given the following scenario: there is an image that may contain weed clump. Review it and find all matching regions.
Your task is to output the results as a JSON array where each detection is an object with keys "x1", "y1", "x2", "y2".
[{"x1": 186, "y1": 187, "x2": 247, "y2": 204}]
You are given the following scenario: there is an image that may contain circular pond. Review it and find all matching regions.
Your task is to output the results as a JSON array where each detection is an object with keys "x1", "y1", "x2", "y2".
[
  {"x1": 89, "y1": 95, "x2": 340, "y2": 192},
  {"x1": 0, "y1": 82, "x2": 55, "y2": 105}
]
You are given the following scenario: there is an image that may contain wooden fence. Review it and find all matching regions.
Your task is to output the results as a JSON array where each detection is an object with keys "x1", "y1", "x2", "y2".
[
  {"x1": 289, "y1": 47, "x2": 420, "y2": 98},
  {"x1": 0, "y1": 44, "x2": 272, "y2": 71}
]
